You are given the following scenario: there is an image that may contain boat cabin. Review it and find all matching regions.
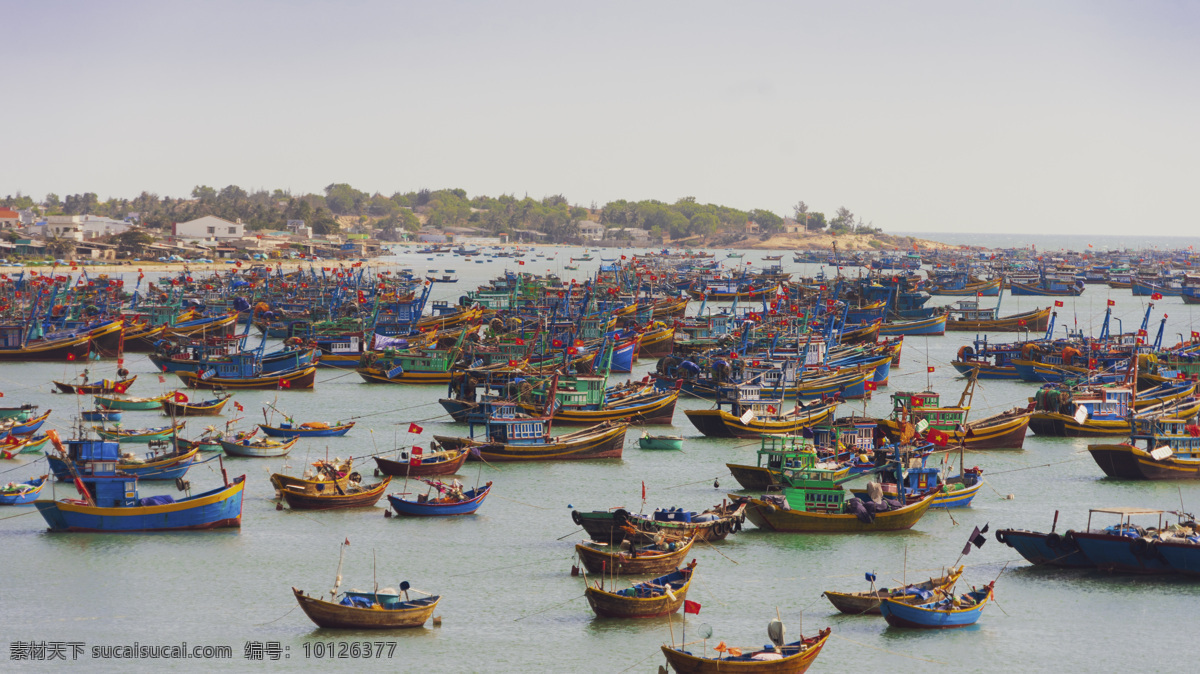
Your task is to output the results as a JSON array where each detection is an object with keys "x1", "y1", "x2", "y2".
[
  {"x1": 947, "y1": 300, "x2": 998, "y2": 321},
  {"x1": 1129, "y1": 417, "x2": 1200, "y2": 460}
]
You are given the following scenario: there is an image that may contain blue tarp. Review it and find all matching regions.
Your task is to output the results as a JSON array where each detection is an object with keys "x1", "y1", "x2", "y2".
[{"x1": 139, "y1": 495, "x2": 176, "y2": 506}]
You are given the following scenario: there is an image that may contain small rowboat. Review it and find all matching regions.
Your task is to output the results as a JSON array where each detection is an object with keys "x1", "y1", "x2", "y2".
[
  {"x1": 625, "y1": 501, "x2": 748, "y2": 544},
  {"x1": 584, "y1": 562, "x2": 696, "y2": 618},
  {"x1": 94, "y1": 393, "x2": 170, "y2": 411},
  {"x1": 291, "y1": 587, "x2": 439, "y2": 629},
  {"x1": 373, "y1": 448, "x2": 468, "y2": 477},
  {"x1": 0, "y1": 474, "x2": 50, "y2": 505},
  {"x1": 387, "y1": 480, "x2": 492, "y2": 517},
  {"x1": 259, "y1": 420, "x2": 355, "y2": 438},
  {"x1": 81, "y1": 408, "x2": 122, "y2": 422},
  {"x1": 880, "y1": 583, "x2": 994, "y2": 629},
  {"x1": 93, "y1": 422, "x2": 186, "y2": 444},
  {"x1": 2, "y1": 410, "x2": 51, "y2": 436},
  {"x1": 176, "y1": 365, "x2": 317, "y2": 390},
  {"x1": 219, "y1": 436, "x2": 298, "y2": 458},
  {"x1": 160, "y1": 393, "x2": 230, "y2": 417},
  {"x1": 1, "y1": 434, "x2": 51, "y2": 460},
  {"x1": 280, "y1": 476, "x2": 391, "y2": 510},
  {"x1": 53, "y1": 376, "x2": 138, "y2": 395},
  {"x1": 576, "y1": 537, "x2": 695, "y2": 576},
  {"x1": 824, "y1": 566, "x2": 964, "y2": 615},
  {"x1": 638, "y1": 432, "x2": 683, "y2": 450},
  {"x1": 661, "y1": 625, "x2": 831, "y2": 673}
]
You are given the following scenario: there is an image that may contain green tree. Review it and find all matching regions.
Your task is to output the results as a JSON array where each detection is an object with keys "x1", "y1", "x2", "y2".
[
  {"x1": 44, "y1": 193, "x2": 61, "y2": 210},
  {"x1": 829, "y1": 206, "x2": 855, "y2": 233},
  {"x1": 311, "y1": 208, "x2": 339, "y2": 236},
  {"x1": 747, "y1": 209, "x2": 783, "y2": 234},
  {"x1": 116, "y1": 229, "x2": 155, "y2": 256}
]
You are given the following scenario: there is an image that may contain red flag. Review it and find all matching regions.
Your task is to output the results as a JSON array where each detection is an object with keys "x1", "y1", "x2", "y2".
[
  {"x1": 158, "y1": 375, "x2": 166, "y2": 383},
  {"x1": 515, "y1": 338, "x2": 525, "y2": 346},
  {"x1": 927, "y1": 366, "x2": 935, "y2": 373},
  {"x1": 1107, "y1": 299, "x2": 1116, "y2": 306},
  {"x1": 173, "y1": 392, "x2": 188, "y2": 403},
  {"x1": 278, "y1": 378, "x2": 291, "y2": 389},
  {"x1": 234, "y1": 401, "x2": 244, "y2": 412},
  {"x1": 864, "y1": 380, "x2": 878, "y2": 391},
  {"x1": 344, "y1": 538, "x2": 350, "y2": 546},
  {"x1": 1151, "y1": 292, "x2": 1163, "y2": 300},
  {"x1": 409, "y1": 422, "x2": 423, "y2": 435},
  {"x1": 66, "y1": 353, "x2": 76, "y2": 361},
  {"x1": 684, "y1": 600, "x2": 701, "y2": 615},
  {"x1": 641, "y1": 481, "x2": 646, "y2": 501},
  {"x1": 1054, "y1": 300, "x2": 1064, "y2": 307},
  {"x1": 113, "y1": 383, "x2": 128, "y2": 394},
  {"x1": 518, "y1": 260, "x2": 525, "y2": 265},
  {"x1": 410, "y1": 446, "x2": 423, "y2": 466}
]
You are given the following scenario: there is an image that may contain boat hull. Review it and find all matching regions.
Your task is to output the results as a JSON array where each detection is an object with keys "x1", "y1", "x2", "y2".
[
  {"x1": 1086, "y1": 443, "x2": 1200, "y2": 479},
  {"x1": 291, "y1": 588, "x2": 438, "y2": 629},
  {"x1": 660, "y1": 631, "x2": 829, "y2": 674},
  {"x1": 386, "y1": 484, "x2": 490, "y2": 516},
  {"x1": 879, "y1": 590, "x2": 991, "y2": 629},
  {"x1": 33, "y1": 476, "x2": 245, "y2": 532},
  {"x1": 741, "y1": 494, "x2": 935, "y2": 533},
  {"x1": 373, "y1": 451, "x2": 468, "y2": 477},
  {"x1": 684, "y1": 404, "x2": 835, "y2": 439},
  {"x1": 434, "y1": 422, "x2": 626, "y2": 462},
  {"x1": 281, "y1": 478, "x2": 390, "y2": 510},
  {"x1": 177, "y1": 365, "x2": 317, "y2": 390},
  {"x1": 996, "y1": 528, "x2": 1092, "y2": 568},
  {"x1": 575, "y1": 540, "x2": 693, "y2": 575}
]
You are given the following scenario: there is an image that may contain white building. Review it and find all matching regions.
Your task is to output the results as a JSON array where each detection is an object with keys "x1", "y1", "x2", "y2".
[
  {"x1": 80, "y1": 215, "x2": 135, "y2": 239},
  {"x1": 578, "y1": 221, "x2": 605, "y2": 241},
  {"x1": 43, "y1": 215, "x2": 85, "y2": 241},
  {"x1": 173, "y1": 215, "x2": 245, "y2": 242}
]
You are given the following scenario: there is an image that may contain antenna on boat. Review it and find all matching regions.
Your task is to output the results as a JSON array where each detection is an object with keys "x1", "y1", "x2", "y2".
[{"x1": 330, "y1": 538, "x2": 347, "y2": 600}]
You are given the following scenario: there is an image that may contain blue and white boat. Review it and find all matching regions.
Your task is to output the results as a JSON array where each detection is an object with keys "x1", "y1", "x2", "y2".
[
  {"x1": 880, "y1": 583, "x2": 994, "y2": 628},
  {"x1": 387, "y1": 479, "x2": 491, "y2": 516}
]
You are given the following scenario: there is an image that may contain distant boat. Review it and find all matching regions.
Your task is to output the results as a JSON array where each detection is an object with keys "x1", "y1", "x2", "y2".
[
  {"x1": 824, "y1": 566, "x2": 963, "y2": 615},
  {"x1": 879, "y1": 583, "x2": 995, "y2": 629},
  {"x1": 584, "y1": 561, "x2": 696, "y2": 618},
  {"x1": 280, "y1": 476, "x2": 391, "y2": 510},
  {"x1": 660, "y1": 620, "x2": 831, "y2": 673},
  {"x1": 292, "y1": 542, "x2": 440, "y2": 629},
  {"x1": 53, "y1": 376, "x2": 138, "y2": 395},
  {"x1": 386, "y1": 479, "x2": 492, "y2": 516},
  {"x1": 0, "y1": 474, "x2": 49, "y2": 505},
  {"x1": 219, "y1": 436, "x2": 298, "y2": 458}
]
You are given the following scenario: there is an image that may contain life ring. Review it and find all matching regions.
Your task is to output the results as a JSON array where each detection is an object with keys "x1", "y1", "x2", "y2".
[
  {"x1": 1045, "y1": 532, "x2": 1062, "y2": 548},
  {"x1": 1129, "y1": 537, "x2": 1151, "y2": 556},
  {"x1": 347, "y1": 472, "x2": 362, "y2": 484},
  {"x1": 733, "y1": 518, "x2": 743, "y2": 533},
  {"x1": 957, "y1": 345, "x2": 974, "y2": 360},
  {"x1": 612, "y1": 508, "x2": 630, "y2": 527},
  {"x1": 571, "y1": 509, "x2": 583, "y2": 526},
  {"x1": 712, "y1": 521, "x2": 727, "y2": 538},
  {"x1": 995, "y1": 529, "x2": 1008, "y2": 545}
]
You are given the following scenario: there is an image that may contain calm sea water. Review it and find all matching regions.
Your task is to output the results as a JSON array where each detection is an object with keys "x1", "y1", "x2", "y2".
[
  {"x1": 900, "y1": 231, "x2": 1200, "y2": 253},
  {"x1": 2, "y1": 248, "x2": 1197, "y2": 673}
]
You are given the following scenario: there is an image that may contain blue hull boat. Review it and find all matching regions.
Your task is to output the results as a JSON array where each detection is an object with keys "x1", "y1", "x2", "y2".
[
  {"x1": 997, "y1": 528, "x2": 1093, "y2": 568},
  {"x1": 1070, "y1": 531, "x2": 1174, "y2": 574},
  {"x1": 34, "y1": 477, "x2": 245, "y2": 532},
  {"x1": 259, "y1": 421, "x2": 355, "y2": 438},
  {"x1": 387, "y1": 481, "x2": 491, "y2": 516},
  {"x1": 81, "y1": 409, "x2": 122, "y2": 422},
  {"x1": 0, "y1": 475, "x2": 48, "y2": 505},
  {"x1": 47, "y1": 446, "x2": 200, "y2": 482},
  {"x1": 1154, "y1": 538, "x2": 1200, "y2": 575},
  {"x1": 880, "y1": 585, "x2": 993, "y2": 628}
]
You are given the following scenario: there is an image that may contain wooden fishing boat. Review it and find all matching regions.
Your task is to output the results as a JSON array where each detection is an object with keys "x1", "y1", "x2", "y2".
[
  {"x1": 434, "y1": 420, "x2": 626, "y2": 462},
  {"x1": 996, "y1": 515, "x2": 1093, "y2": 568},
  {"x1": 259, "y1": 420, "x2": 355, "y2": 438},
  {"x1": 54, "y1": 376, "x2": 137, "y2": 395},
  {"x1": 523, "y1": 388, "x2": 679, "y2": 425},
  {"x1": 160, "y1": 393, "x2": 230, "y2": 417},
  {"x1": 739, "y1": 493, "x2": 936, "y2": 533},
  {"x1": 291, "y1": 587, "x2": 439, "y2": 629},
  {"x1": 946, "y1": 306, "x2": 1052, "y2": 332},
  {"x1": 0, "y1": 434, "x2": 51, "y2": 460},
  {"x1": 176, "y1": 364, "x2": 317, "y2": 390},
  {"x1": 625, "y1": 501, "x2": 748, "y2": 544},
  {"x1": 93, "y1": 422, "x2": 186, "y2": 443},
  {"x1": 81, "y1": 408, "x2": 121, "y2": 422},
  {"x1": 373, "y1": 448, "x2": 468, "y2": 477},
  {"x1": 162, "y1": 311, "x2": 239, "y2": 339},
  {"x1": 49, "y1": 442, "x2": 200, "y2": 481},
  {"x1": 637, "y1": 323, "x2": 676, "y2": 358},
  {"x1": 688, "y1": 284, "x2": 781, "y2": 302},
  {"x1": 0, "y1": 331, "x2": 91, "y2": 362},
  {"x1": 2, "y1": 410, "x2": 51, "y2": 436},
  {"x1": 94, "y1": 393, "x2": 170, "y2": 411},
  {"x1": 280, "y1": 476, "x2": 391, "y2": 510},
  {"x1": 660, "y1": 626, "x2": 831, "y2": 674},
  {"x1": 35, "y1": 433, "x2": 244, "y2": 532},
  {"x1": 684, "y1": 401, "x2": 836, "y2": 439},
  {"x1": 572, "y1": 508, "x2": 631, "y2": 545},
  {"x1": 877, "y1": 313, "x2": 947, "y2": 337},
  {"x1": 386, "y1": 480, "x2": 492, "y2": 516},
  {"x1": 0, "y1": 474, "x2": 49, "y2": 505},
  {"x1": 0, "y1": 403, "x2": 38, "y2": 420},
  {"x1": 576, "y1": 537, "x2": 694, "y2": 575},
  {"x1": 219, "y1": 436, "x2": 298, "y2": 458},
  {"x1": 880, "y1": 584, "x2": 994, "y2": 629},
  {"x1": 823, "y1": 567, "x2": 963, "y2": 615},
  {"x1": 1086, "y1": 416, "x2": 1200, "y2": 479},
  {"x1": 584, "y1": 562, "x2": 695, "y2": 619},
  {"x1": 270, "y1": 459, "x2": 356, "y2": 492},
  {"x1": 930, "y1": 277, "x2": 1001, "y2": 296}
]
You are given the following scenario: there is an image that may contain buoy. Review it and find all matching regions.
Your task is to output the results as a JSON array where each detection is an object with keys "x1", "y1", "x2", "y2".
[
  {"x1": 567, "y1": 504, "x2": 574, "y2": 509},
  {"x1": 432, "y1": 616, "x2": 442, "y2": 626},
  {"x1": 1005, "y1": 494, "x2": 1015, "y2": 500},
  {"x1": 275, "y1": 502, "x2": 283, "y2": 511},
  {"x1": 713, "y1": 478, "x2": 720, "y2": 489},
  {"x1": 384, "y1": 510, "x2": 392, "y2": 518},
  {"x1": 570, "y1": 565, "x2": 579, "y2": 577}
]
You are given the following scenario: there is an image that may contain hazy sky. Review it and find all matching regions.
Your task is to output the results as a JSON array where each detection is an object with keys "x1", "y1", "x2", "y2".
[{"x1": 4, "y1": 1, "x2": 1198, "y2": 234}]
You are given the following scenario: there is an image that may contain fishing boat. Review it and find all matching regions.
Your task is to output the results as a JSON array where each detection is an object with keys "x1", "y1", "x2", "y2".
[
  {"x1": 1067, "y1": 507, "x2": 1176, "y2": 573},
  {"x1": 93, "y1": 422, "x2": 187, "y2": 443},
  {"x1": 685, "y1": 394, "x2": 838, "y2": 439},
  {"x1": 160, "y1": 392, "x2": 231, "y2": 417},
  {"x1": 660, "y1": 620, "x2": 831, "y2": 674},
  {"x1": 0, "y1": 409, "x2": 49, "y2": 436},
  {"x1": 877, "y1": 313, "x2": 947, "y2": 337},
  {"x1": 280, "y1": 476, "x2": 391, "y2": 510},
  {"x1": 53, "y1": 376, "x2": 137, "y2": 395},
  {"x1": 639, "y1": 432, "x2": 683, "y2": 450},
  {"x1": 176, "y1": 364, "x2": 318, "y2": 390},
  {"x1": 740, "y1": 492, "x2": 935, "y2": 533},
  {"x1": 996, "y1": 511, "x2": 1093, "y2": 568},
  {"x1": 94, "y1": 393, "x2": 170, "y2": 411},
  {"x1": 584, "y1": 562, "x2": 696, "y2": 619},
  {"x1": 624, "y1": 501, "x2": 748, "y2": 543},
  {"x1": 260, "y1": 420, "x2": 355, "y2": 438},
  {"x1": 823, "y1": 566, "x2": 963, "y2": 615},
  {"x1": 219, "y1": 436, "x2": 298, "y2": 458},
  {"x1": 34, "y1": 434, "x2": 244, "y2": 532},
  {"x1": 0, "y1": 403, "x2": 38, "y2": 420},
  {"x1": 270, "y1": 459, "x2": 356, "y2": 492},
  {"x1": 0, "y1": 434, "x2": 52, "y2": 460},
  {"x1": 572, "y1": 508, "x2": 633, "y2": 545},
  {"x1": 292, "y1": 586, "x2": 439, "y2": 629},
  {"x1": 876, "y1": 376, "x2": 1030, "y2": 449},
  {"x1": 1086, "y1": 416, "x2": 1200, "y2": 479},
  {"x1": 0, "y1": 475, "x2": 49, "y2": 505},
  {"x1": 575, "y1": 537, "x2": 694, "y2": 576},
  {"x1": 945, "y1": 303, "x2": 1052, "y2": 333},
  {"x1": 292, "y1": 544, "x2": 439, "y2": 629},
  {"x1": 47, "y1": 437, "x2": 200, "y2": 481},
  {"x1": 372, "y1": 447, "x2": 468, "y2": 477},
  {"x1": 433, "y1": 399, "x2": 627, "y2": 461},
  {"x1": 386, "y1": 479, "x2": 492, "y2": 516},
  {"x1": 879, "y1": 583, "x2": 994, "y2": 629},
  {"x1": 81, "y1": 408, "x2": 121, "y2": 422}
]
